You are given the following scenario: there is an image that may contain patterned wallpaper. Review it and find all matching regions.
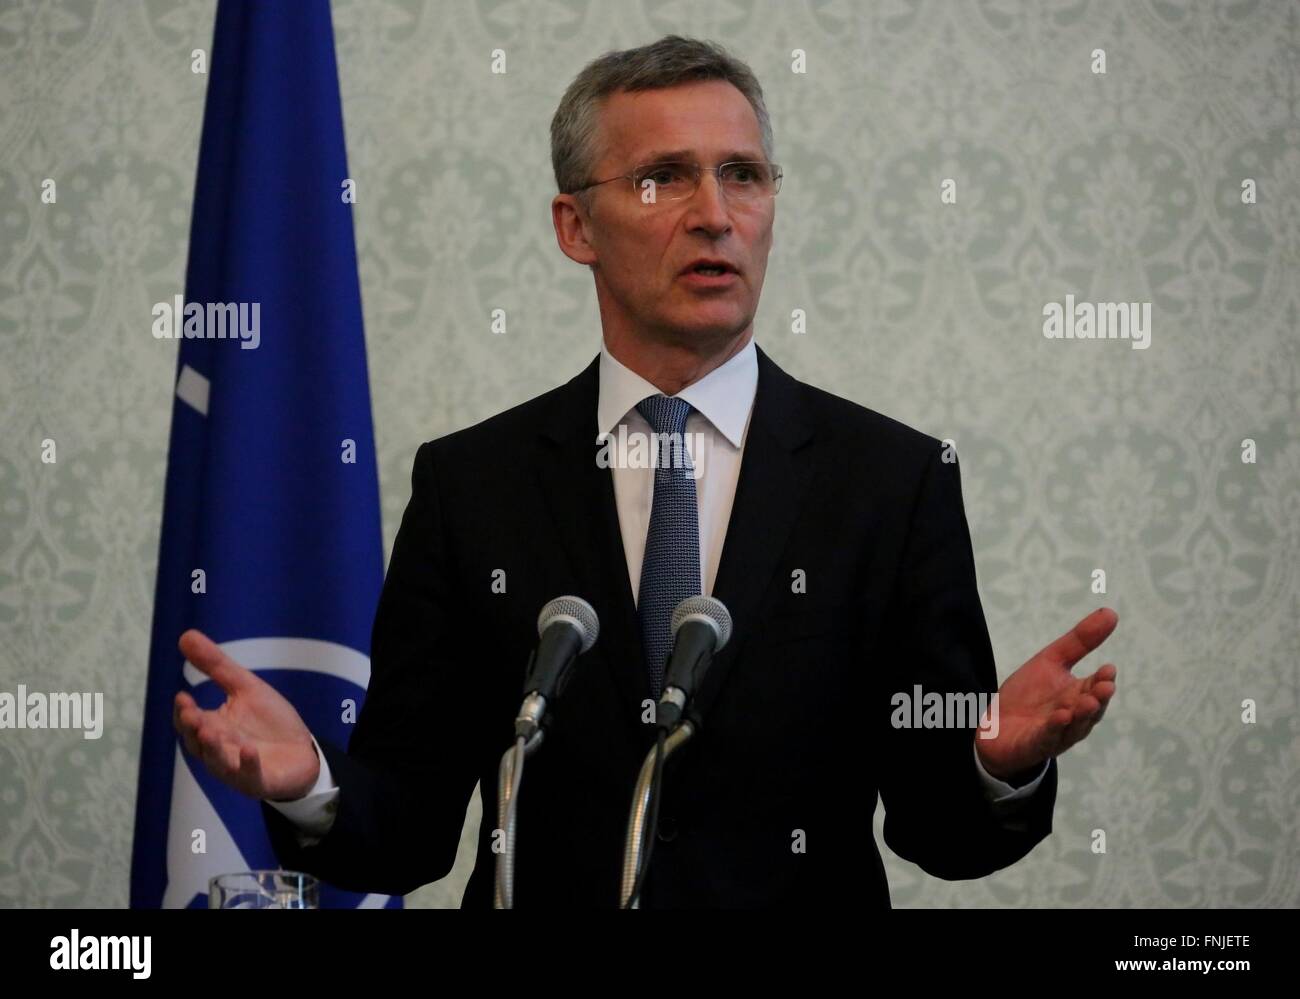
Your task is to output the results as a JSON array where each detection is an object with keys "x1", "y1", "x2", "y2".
[{"x1": 0, "y1": 0, "x2": 1296, "y2": 908}]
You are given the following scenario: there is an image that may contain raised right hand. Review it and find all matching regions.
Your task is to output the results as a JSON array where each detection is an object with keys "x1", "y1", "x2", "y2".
[{"x1": 172, "y1": 629, "x2": 321, "y2": 801}]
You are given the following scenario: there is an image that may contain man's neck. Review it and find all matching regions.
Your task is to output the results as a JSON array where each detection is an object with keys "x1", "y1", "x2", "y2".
[{"x1": 604, "y1": 328, "x2": 754, "y2": 396}]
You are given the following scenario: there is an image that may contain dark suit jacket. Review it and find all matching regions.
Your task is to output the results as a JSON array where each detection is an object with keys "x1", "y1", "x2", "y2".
[{"x1": 263, "y1": 345, "x2": 1057, "y2": 907}]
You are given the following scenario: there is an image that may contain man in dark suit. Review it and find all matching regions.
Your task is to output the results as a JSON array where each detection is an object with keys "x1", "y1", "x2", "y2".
[{"x1": 173, "y1": 35, "x2": 1118, "y2": 907}]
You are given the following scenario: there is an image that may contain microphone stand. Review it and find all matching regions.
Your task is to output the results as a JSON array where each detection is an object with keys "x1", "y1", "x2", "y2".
[
  {"x1": 619, "y1": 720, "x2": 695, "y2": 909},
  {"x1": 494, "y1": 694, "x2": 547, "y2": 909},
  {"x1": 493, "y1": 596, "x2": 599, "y2": 909}
]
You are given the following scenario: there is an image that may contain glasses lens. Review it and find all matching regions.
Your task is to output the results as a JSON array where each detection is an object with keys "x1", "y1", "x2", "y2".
[
  {"x1": 635, "y1": 162, "x2": 697, "y2": 202},
  {"x1": 721, "y1": 162, "x2": 780, "y2": 198}
]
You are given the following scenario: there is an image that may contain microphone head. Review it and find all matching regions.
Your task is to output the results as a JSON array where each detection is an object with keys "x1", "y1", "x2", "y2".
[
  {"x1": 537, "y1": 595, "x2": 600, "y2": 654},
  {"x1": 671, "y1": 596, "x2": 732, "y2": 652}
]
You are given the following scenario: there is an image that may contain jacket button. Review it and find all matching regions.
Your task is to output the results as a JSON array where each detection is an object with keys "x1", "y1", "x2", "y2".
[{"x1": 657, "y1": 817, "x2": 679, "y2": 843}]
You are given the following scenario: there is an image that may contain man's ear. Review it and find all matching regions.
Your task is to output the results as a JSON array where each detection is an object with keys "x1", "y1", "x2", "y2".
[{"x1": 551, "y1": 192, "x2": 598, "y2": 267}]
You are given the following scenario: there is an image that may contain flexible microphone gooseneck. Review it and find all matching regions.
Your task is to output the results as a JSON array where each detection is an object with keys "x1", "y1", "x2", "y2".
[
  {"x1": 495, "y1": 596, "x2": 599, "y2": 909},
  {"x1": 621, "y1": 596, "x2": 732, "y2": 908}
]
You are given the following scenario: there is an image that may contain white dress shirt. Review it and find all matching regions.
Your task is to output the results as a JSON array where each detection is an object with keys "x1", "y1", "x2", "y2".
[{"x1": 269, "y1": 340, "x2": 1047, "y2": 842}]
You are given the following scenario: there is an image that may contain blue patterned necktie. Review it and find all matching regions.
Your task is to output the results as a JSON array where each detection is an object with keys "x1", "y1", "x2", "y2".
[{"x1": 635, "y1": 394, "x2": 702, "y2": 700}]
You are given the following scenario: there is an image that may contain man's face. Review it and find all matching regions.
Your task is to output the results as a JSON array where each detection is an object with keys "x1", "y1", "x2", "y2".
[{"x1": 555, "y1": 80, "x2": 775, "y2": 353}]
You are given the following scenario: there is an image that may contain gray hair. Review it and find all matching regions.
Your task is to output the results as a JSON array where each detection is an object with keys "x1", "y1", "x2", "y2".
[{"x1": 550, "y1": 35, "x2": 775, "y2": 202}]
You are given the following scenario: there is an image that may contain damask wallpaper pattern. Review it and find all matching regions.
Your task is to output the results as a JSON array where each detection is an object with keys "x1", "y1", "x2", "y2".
[{"x1": 0, "y1": 0, "x2": 1296, "y2": 907}]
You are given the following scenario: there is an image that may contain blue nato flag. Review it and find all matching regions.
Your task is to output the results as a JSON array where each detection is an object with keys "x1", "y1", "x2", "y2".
[{"x1": 130, "y1": 0, "x2": 391, "y2": 908}]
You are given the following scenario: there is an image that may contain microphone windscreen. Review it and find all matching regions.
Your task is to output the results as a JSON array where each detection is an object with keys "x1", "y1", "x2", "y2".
[
  {"x1": 537, "y1": 595, "x2": 600, "y2": 653},
  {"x1": 670, "y1": 595, "x2": 732, "y2": 650}
]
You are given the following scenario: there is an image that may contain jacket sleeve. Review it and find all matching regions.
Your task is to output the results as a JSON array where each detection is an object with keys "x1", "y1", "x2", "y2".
[
  {"x1": 874, "y1": 445, "x2": 1057, "y2": 880},
  {"x1": 263, "y1": 441, "x2": 490, "y2": 896}
]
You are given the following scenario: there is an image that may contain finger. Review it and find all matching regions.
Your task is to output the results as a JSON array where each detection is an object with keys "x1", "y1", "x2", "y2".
[
  {"x1": 1082, "y1": 710, "x2": 1106, "y2": 740},
  {"x1": 193, "y1": 723, "x2": 227, "y2": 776},
  {"x1": 1090, "y1": 663, "x2": 1118, "y2": 684},
  {"x1": 237, "y1": 744, "x2": 265, "y2": 796},
  {"x1": 175, "y1": 699, "x2": 206, "y2": 736},
  {"x1": 1036, "y1": 707, "x2": 1072, "y2": 758},
  {"x1": 1082, "y1": 665, "x2": 1117, "y2": 711},
  {"x1": 195, "y1": 719, "x2": 242, "y2": 776},
  {"x1": 177, "y1": 696, "x2": 228, "y2": 742},
  {"x1": 1088, "y1": 683, "x2": 1115, "y2": 729},
  {"x1": 1036, "y1": 608, "x2": 1119, "y2": 671},
  {"x1": 173, "y1": 693, "x2": 205, "y2": 757},
  {"x1": 1061, "y1": 695, "x2": 1102, "y2": 747},
  {"x1": 179, "y1": 629, "x2": 253, "y2": 696},
  {"x1": 173, "y1": 690, "x2": 206, "y2": 729},
  {"x1": 176, "y1": 715, "x2": 203, "y2": 759},
  {"x1": 1081, "y1": 700, "x2": 1110, "y2": 740},
  {"x1": 1088, "y1": 679, "x2": 1116, "y2": 704},
  {"x1": 172, "y1": 690, "x2": 194, "y2": 732},
  {"x1": 1081, "y1": 665, "x2": 1117, "y2": 698}
]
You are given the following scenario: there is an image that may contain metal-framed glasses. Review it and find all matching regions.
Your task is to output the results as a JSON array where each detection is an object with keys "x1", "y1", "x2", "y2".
[{"x1": 573, "y1": 161, "x2": 783, "y2": 203}]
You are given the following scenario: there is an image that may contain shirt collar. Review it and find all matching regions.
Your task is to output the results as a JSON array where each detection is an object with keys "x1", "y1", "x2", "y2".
[{"x1": 597, "y1": 338, "x2": 757, "y2": 448}]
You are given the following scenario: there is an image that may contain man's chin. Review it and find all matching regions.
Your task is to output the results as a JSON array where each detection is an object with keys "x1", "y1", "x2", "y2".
[{"x1": 654, "y1": 315, "x2": 751, "y2": 351}]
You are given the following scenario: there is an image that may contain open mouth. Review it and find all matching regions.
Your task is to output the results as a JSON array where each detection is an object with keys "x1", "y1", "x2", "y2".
[{"x1": 681, "y1": 261, "x2": 739, "y2": 284}]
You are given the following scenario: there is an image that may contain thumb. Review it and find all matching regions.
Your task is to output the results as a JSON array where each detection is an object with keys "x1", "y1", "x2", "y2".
[
  {"x1": 178, "y1": 629, "x2": 253, "y2": 696},
  {"x1": 1033, "y1": 607, "x2": 1119, "y2": 672}
]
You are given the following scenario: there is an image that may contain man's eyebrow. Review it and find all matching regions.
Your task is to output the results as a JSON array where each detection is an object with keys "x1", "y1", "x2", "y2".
[{"x1": 633, "y1": 149, "x2": 768, "y2": 164}]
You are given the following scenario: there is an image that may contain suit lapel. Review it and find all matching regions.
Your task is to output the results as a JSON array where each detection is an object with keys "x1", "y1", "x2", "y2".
[
  {"x1": 534, "y1": 357, "x2": 648, "y2": 737},
  {"x1": 696, "y1": 346, "x2": 816, "y2": 723}
]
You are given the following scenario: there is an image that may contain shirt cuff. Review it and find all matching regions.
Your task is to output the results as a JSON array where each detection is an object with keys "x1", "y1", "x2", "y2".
[
  {"x1": 264, "y1": 735, "x2": 340, "y2": 843},
  {"x1": 972, "y1": 738, "x2": 1049, "y2": 804}
]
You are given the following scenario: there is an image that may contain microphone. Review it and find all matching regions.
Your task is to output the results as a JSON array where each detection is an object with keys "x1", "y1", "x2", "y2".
[
  {"x1": 515, "y1": 596, "x2": 599, "y2": 738},
  {"x1": 656, "y1": 596, "x2": 731, "y2": 731},
  {"x1": 497, "y1": 596, "x2": 598, "y2": 908}
]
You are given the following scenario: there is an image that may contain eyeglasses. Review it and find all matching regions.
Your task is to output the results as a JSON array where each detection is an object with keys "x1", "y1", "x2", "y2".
[{"x1": 572, "y1": 161, "x2": 783, "y2": 203}]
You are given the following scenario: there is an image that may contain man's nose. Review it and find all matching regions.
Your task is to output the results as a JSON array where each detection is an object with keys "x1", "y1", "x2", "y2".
[{"x1": 684, "y1": 170, "x2": 733, "y2": 233}]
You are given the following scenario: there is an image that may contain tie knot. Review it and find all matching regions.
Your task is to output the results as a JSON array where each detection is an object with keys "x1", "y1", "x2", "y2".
[{"x1": 636, "y1": 394, "x2": 693, "y2": 436}]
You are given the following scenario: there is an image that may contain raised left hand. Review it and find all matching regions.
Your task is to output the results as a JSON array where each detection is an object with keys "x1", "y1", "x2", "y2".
[{"x1": 975, "y1": 607, "x2": 1119, "y2": 781}]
